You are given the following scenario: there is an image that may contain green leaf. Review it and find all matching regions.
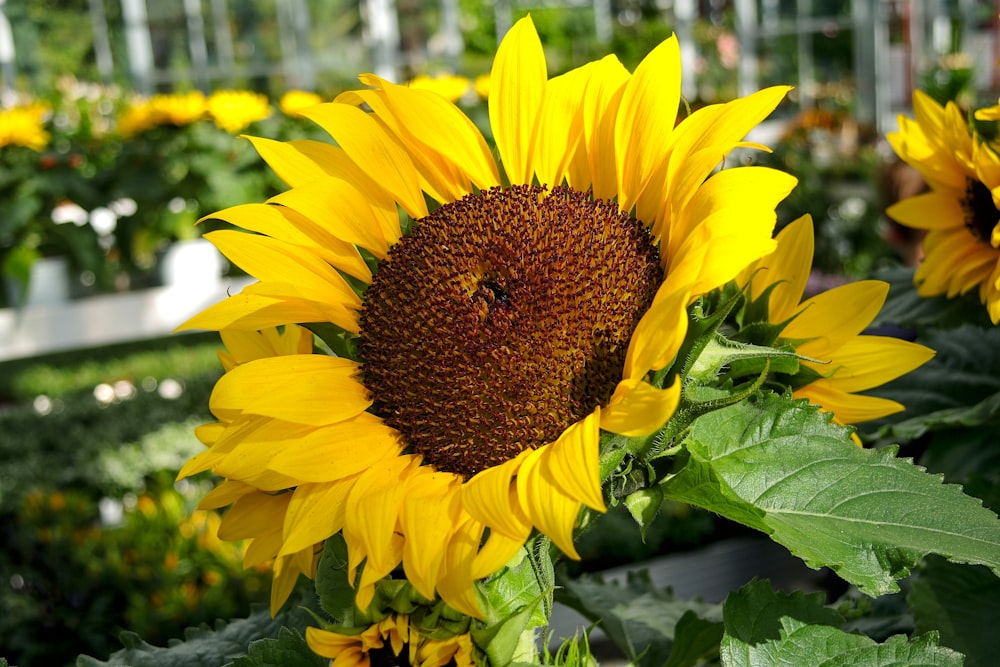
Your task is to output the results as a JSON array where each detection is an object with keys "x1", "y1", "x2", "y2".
[
  {"x1": 314, "y1": 534, "x2": 360, "y2": 626},
  {"x1": 720, "y1": 580, "x2": 964, "y2": 667},
  {"x1": 225, "y1": 627, "x2": 325, "y2": 667},
  {"x1": 554, "y1": 570, "x2": 721, "y2": 667},
  {"x1": 871, "y1": 266, "x2": 990, "y2": 330},
  {"x1": 664, "y1": 393, "x2": 1000, "y2": 596},
  {"x1": 909, "y1": 556, "x2": 1000, "y2": 667},
  {"x1": 663, "y1": 610, "x2": 725, "y2": 667},
  {"x1": 75, "y1": 593, "x2": 316, "y2": 667}
]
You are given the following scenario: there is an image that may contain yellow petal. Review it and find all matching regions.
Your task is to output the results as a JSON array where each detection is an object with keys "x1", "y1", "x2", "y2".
[
  {"x1": 298, "y1": 102, "x2": 428, "y2": 218},
  {"x1": 515, "y1": 447, "x2": 582, "y2": 560},
  {"x1": 579, "y1": 55, "x2": 629, "y2": 199},
  {"x1": 489, "y1": 16, "x2": 546, "y2": 185},
  {"x1": 532, "y1": 64, "x2": 591, "y2": 187},
  {"x1": 270, "y1": 178, "x2": 390, "y2": 258},
  {"x1": 203, "y1": 230, "x2": 362, "y2": 310},
  {"x1": 810, "y1": 336, "x2": 935, "y2": 393},
  {"x1": 794, "y1": 382, "x2": 905, "y2": 424},
  {"x1": 344, "y1": 454, "x2": 419, "y2": 577},
  {"x1": 624, "y1": 284, "x2": 689, "y2": 379},
  {"x1": 436, "y1": 517, "x2": 486, "y2": 617},
  {"x1": 280, "y1": 480, "x2": 353, "y2": 556},
  {"x1": 615, "y1": 35, "x2": 680, "y2": 212},
  {"x1": 196, "y1": 478, "x2": 256, "y2": 510},
  {"x1": 357, "y1": 74, "x2": 500, "y2": 191},
  {"x1": 268, "y1": 414, "x2": 402, "y2": 482},
  {"x1": 399, "y1": 470, "x2": 463, "y2": 600},
  {"x1": 210, "y1": 355, "x2": 370, "y2": 426},
  {"x1": 601, "y1": 376, "x2": 682, "y2": 437},
  {"x1": 218, "y1": 491, "x2": 290, "y2": 541},
  {"x1": 788, "y1": 281, "x2": 890, "y2": 359},
  {"x1": 461, "y1": 450, "x2": 533, "y2": 540},
  {"x1": 541, "y1": 409, "x2": 605, "y2": 511},
  {"x1": 886, "y1": 192, "x2": 965, "y2": 231},
  {"x1": 271, "y1": 549, "x2": 314, "y2": 615},
  {"x1": 471, "y1": 530, "x2": 527, "y2": 580},
  {"x1": 751, "y1": 215, "x2": 814, "y2": 323},
  {"x1": 245, "y1": 135, "x2": 332, "y2": 187},
  {"x1": 177, "y1": 289, "x2": 357, "y2": 335}
]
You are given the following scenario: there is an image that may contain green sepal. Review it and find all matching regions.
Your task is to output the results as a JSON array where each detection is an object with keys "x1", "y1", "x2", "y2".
[
  {"x1": 688, "y1": 334, "x2": 802, "y2": 383},
  {"x1": 303, "y1": 322, "x2": 359, "y2": 360},
  {"x1": 624, "y1": 486, "x2": 664, "y2": 540}
]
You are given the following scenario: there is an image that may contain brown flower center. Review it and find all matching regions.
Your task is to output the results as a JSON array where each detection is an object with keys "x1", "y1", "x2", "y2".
[
  {"x1": 358, "y1": 184, "x2": 662, "y2": 477},
  {"x1": 962, "y1": 177, "x2": 1000, "y2": 245}
]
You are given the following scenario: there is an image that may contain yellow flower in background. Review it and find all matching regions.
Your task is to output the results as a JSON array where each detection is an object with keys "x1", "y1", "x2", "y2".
[
  {"x1": 406, "y1": 73, "x2": 470, "y2": 103},
  {"x1": 306, "y1": 614, "x2": 475, "y2": 667},
  {"x1": 888, "y1": 90, "x2": 1000, "y2": 323},
  {"x1": 740, "y1": 215, "x2": 935, "y2": 431},
  {"x1": 118, "y1": 91, "x2": 207, "y2": 136},
  {"x1": 473, "y1": 73, "x2": 490, "y2": 100},
  {"x1": 207, "y1": 89, "x2": 271, "y2": 133},
  {"x1": 179, "y1": 16, "x2": 796, "y2": 617},
  {"x1": 0, "y1": 103, "x2": 50, "y2": 150},
  {"x1": 280, "y1": 89, "x2": 324, "y2": 117}
]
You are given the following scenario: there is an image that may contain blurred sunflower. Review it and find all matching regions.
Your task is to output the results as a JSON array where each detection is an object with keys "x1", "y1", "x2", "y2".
[
  {"x1": 279, "y1": 90, "x2": 324, "y2": 117},
  {"x1": 740, "y1": 215, "x2": 934, "y2": 432},
  {"x1": 179, "y1": 16, "x2": 796, "y2": 616},
  {"x1": 887, "y1": 90, "x2": 1000, "y2": 323},
  {"x1": 207, "y1": 90, "x2": 271, "y2": 133},
  {"x1": 406, "y1": 73, "x2": 470, "y2": 103},
  {"x1": 0, "y1": 102, "x2": 50, "y2": 150},
  {"x1": 306, "y1": 613, "x2": 474, "y2": 667}
]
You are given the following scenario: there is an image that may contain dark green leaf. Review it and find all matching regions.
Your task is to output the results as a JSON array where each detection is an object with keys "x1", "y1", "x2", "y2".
[
  {"x1": 225, "y1": 628, "x2": 325, "y2": 667},
  {"x1": 871, "y1": 266, "x2": 990, "y2": 330},
  {"x1": 720, "y1": 580, "x2": 963, "y2": 667},
  {"x1": 665, "y1": 393, "x2": 1000, "y2": 596},
  {"x1": 315, "y1": 534, "x2": 360, "y2": 626},
  {"x1": 663, "y1": 610, "x2": 724, "y2": 667},
  {"x1": 909, "y1": 556, "x2": 1000, "y2": 667},
  {"x1": 555, "y1": 570, "x2": 721, "y2": 667},
  {"x1": 76, "y1": 594, "x2": 316, "y2": 667}
]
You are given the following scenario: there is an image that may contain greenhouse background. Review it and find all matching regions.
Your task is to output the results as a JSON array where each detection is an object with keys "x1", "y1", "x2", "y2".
[{"x1": 2, "y1": 1, "x2": 1000, "y2": 666}]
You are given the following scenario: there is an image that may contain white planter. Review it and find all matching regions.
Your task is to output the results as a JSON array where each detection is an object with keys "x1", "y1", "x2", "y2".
[
  {"x1": 5, "y1": 256, "x2": 70, "y2": 308},
  {"x1": 159, "y1": 238, "x2": 224, "y2": 289}
]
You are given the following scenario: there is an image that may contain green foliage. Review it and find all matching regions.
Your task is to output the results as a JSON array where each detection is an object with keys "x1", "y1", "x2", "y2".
[
  {"x1": 3, "y1": 338, "x2": 222, "y2": 400},
  {"x1": 664, "y1": 393, "x2": 1000, "y2": 596},
  {"x1": 720, "y1": 580, "x2": 964, "y2": 666},
  {"x1": 908, "y1": 556, "x2": 1000, "y2": 667},
  {"x1": 555, "y1": 571, "x2": 722, "y2": 667},
  {"x1": 226, "y1": 628, "x2": 326, "y2": 667},
  {"x1": 76, "y1": 592, "x2": 319, "y2": 667}
]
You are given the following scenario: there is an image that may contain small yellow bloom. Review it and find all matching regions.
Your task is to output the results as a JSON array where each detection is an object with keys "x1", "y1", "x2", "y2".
[
  {"x1": 280, "y1": 90, "x2": 324, "y2": 117},
  {"x1": 406, "y1": 73, "x2": 470, "y2": 103},
  {"x1": 0, "y1": 103, "x2": 50, "y2": 150},
  {"x1": 306, "y1": 614, "x2": 475, "y2": 667},
  {"x1": 208, "y1": 90, "x2": 271, "y2": 133}
]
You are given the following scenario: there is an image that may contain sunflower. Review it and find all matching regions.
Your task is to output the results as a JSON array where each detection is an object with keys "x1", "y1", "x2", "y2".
[
  {"x1": 306, "y1": 613, "x2": 475, "y2": 667},
  {"x1": 0, "y1": 103, "x2": 50, "y2": 150},
  {"x1": 887, "y1": 90, "x2": 1000, "y2": 323},
  {"x1": 280, "y1": 90, "x2": 325, "y2": 117},
  {"x1": 179, "y1": 16, "x2": 796, "y2": 617},
  {"x1": 739, "y1": 215, "x2": 934, "y2": 431},
  {"x1": 406, "y1": 74, "x2": 471, "y2": 103},
  {"x1": 207, "y1": 90, "x2": 271, "y2": 133}
]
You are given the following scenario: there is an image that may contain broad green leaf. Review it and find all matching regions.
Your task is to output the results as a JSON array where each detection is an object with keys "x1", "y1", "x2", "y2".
[
  {"x1": 75, "y1": 592, "x2": 316, "y2": 667},
  {"x1": 720, "y1": 580, "x2": 963, "y2": 667},
  {"x1": 909, "y1": 556, "x2": 1000, "y2": 667},
  {"x1": 664, "y1": 393, "x2": 1000, "y2": 596},
  {"x1": 664, "y1": 610, "x2": 725, "y2": 667},
  {"x1": 555, "y1": 570, "x2": 721, "y2": 667},
  {"x1": 871, "y1": 266, "x2": 989, "y2": 330},
  {"x1": 225, "y1": 627, "x2": 325, "y2": 667}
]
